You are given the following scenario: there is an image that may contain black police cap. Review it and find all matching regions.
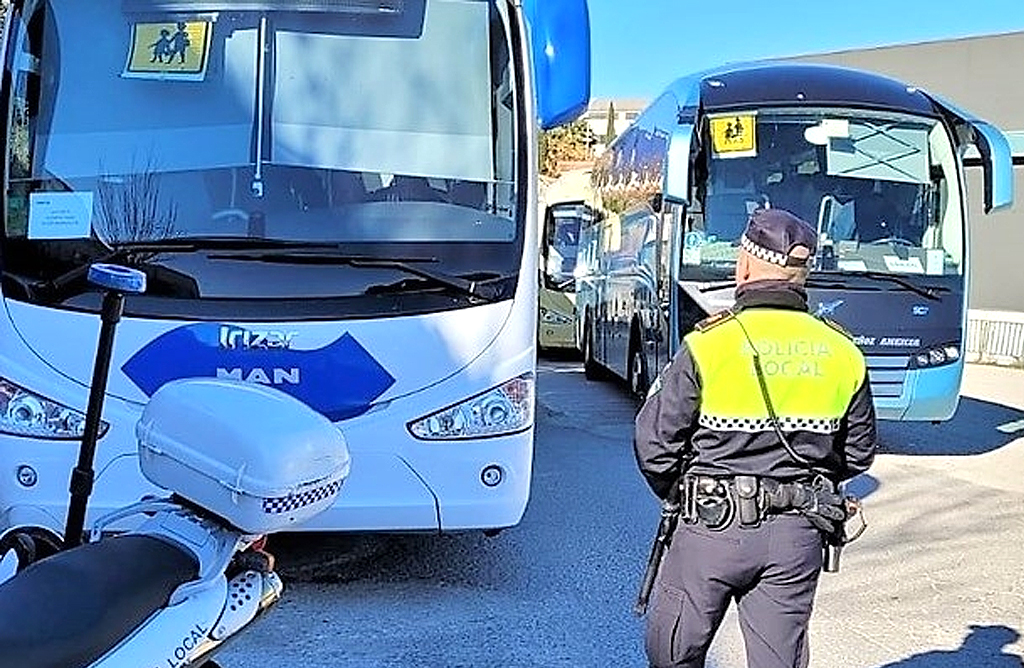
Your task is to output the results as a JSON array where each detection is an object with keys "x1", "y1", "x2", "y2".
[{"x1": 739, "y1": 208, "x2": 817, "y2": 267}]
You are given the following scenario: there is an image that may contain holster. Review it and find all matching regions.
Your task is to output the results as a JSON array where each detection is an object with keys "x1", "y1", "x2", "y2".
[
  {"x1": 683, "y1": 475, "x2": 762, "y2": 531},
  {"x1": 822, "y1": 492, "x2": 866, "y2": 573},
  {"x1": 823, "y1": 538, "x2": 843, "y2": 573},
  {"x1": 734, "y1": 475, "x2": 761, "y2": 527},
  {"x1": 691, "y1": 477, "x2": 733, "y2": 530}
]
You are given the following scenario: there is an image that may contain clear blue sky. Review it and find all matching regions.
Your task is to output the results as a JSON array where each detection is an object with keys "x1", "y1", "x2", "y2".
[{"x1": 587, "y1": 0, "x2": 1024, "y2": 99}]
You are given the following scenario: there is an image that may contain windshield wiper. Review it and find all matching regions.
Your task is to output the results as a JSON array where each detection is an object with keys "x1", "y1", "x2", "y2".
[
  {"x1": 34, "y1": 237, "x2": 333, "y2": 302},
  {"x1": 366, "y1": 272, "x2": 509, "y2": 301},
  {"x1": 694, "y1": 273, "x2": 941, "y2": 302},
  {"x1": 696, "y1": 278, "x2": 862, "y2": 293},
  {"x1": 826, "y1": 270, "x2": 946, "y2": 302},
  {"x1": 210, "y1": 250, "x2": 507, "y2": 302},
  {"x1": 696, "y1": 280, "x2": 736, "y2": 293}
]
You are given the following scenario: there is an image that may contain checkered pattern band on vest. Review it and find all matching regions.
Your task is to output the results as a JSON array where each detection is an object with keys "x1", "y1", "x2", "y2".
[
  {"x1": 262, "y1": 479, "x2": 342, "y2": 515},
  {"x1": 699, "y1": 413, "x2": 841, "y2": 434},
  {"x1": 740, "y1": 233, "x2": 791, "y2": 266}
]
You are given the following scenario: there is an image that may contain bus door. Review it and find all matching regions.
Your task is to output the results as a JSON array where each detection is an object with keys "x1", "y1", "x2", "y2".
[{"x1": 651, "y1": 199, "x2": 680, "y2": 374}]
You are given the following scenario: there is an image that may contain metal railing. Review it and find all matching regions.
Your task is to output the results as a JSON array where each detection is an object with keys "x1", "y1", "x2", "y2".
[{"x1": 965, "y1": 310, "x2": 1024, "y2": 368}]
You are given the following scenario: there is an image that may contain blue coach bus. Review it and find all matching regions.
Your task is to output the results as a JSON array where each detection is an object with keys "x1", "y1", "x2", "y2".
[{"x1": 570, "y1": 62, "x2": 1013, "y2": 421}]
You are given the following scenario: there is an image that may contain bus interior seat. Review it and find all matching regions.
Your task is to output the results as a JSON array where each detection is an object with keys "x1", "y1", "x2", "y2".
[
  {"x1": 706, "y1": 159, "x2": 763, "y2": 241},
  {"x1": 204, "y1": 166, "x2": 338, "y2": 217},
  {"x1": 448, "y1": 180, "x2": 487, "y2": 208},
  {"x1": 328, "y1": 170, "x2": 370, "y2": 205},
  {"x1": 704, "y1": 192, "x2": 760, "y2": 241},
  {"x1": 853, "y1": 183, "x2": 919, "y2": 244},
  {"x1": 367, "y1": 175, "x2": 446, "y2": 202}
]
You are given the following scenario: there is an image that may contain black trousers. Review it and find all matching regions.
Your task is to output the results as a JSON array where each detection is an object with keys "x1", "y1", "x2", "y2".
[{"x1": 644, "y1": 513, "x2": 824, "y2": 668}]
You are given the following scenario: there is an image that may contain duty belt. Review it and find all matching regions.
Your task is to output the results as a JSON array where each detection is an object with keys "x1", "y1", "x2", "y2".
[{"x1": 680, "y1": 474, "x2": 811, "y2": 531}]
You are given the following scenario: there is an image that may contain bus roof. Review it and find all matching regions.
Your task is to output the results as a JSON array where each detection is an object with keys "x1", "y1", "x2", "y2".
[{"x1": 664, "y1": 61, "x2": 941, "y2": 119}]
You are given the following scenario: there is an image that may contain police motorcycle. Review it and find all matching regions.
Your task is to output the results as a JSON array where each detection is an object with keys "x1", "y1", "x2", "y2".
[{"x1": 0, "y1": 264, "x2": 352, "y2": 668}]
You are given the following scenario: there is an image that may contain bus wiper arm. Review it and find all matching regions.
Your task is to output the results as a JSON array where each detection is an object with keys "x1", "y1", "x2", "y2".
[
  {"x1": 37, "y1": 238, "x2": 334, "y2": 302},
  {"x1": 696, "y1": 280, "x2": 736, "y2": 293},
  {"x1": 836, "y1": 271, "x2": 945, "y2": 301},
  {"x1": 347, "y1": 260, "x2": 506, "y2": 302},
  {"x1": 697, "y1": 278, "x2": 861, "y2": 292},
  {"x1": 366, "y1": 272, "x2": 510, "y2": 301},
  {"x1": 804, "y1": 278, "x2": 863, "y2": 291},
  {"x1": 36, "y1": 240, "x2": 205, "y2": 302},
  {"x1": 213, "y1": 251, "x2": 505, "y2": 302}
]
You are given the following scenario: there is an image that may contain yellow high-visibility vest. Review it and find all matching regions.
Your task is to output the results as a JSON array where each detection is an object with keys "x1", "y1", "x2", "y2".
[{"x1": 685, "y1": 310, "x2": 866, "y2": 434}]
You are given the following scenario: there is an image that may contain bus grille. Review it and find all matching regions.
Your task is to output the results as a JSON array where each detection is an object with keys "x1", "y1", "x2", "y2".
[{"x1": 865, "y1": 354, "x2": 908, "y2": 399}]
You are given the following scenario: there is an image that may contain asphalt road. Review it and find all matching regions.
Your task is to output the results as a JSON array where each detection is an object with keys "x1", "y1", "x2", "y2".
[{"x1": 217, "y1": 360, "x2": 1024, "y2": 668}]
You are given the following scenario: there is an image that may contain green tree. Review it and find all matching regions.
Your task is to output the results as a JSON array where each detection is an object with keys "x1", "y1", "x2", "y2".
[{"x1": 539, "y1": 119, "x2": 594, "y2": 177}]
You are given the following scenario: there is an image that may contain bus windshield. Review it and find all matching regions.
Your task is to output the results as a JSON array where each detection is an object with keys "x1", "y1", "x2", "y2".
[
  {"x1": 3, "y1": 0, "x2": 519, "y2": 307},
  {"x1": 684, "y1": 109, "x2": 964, "y2": 281},
  {"x1": 541, "y1": 203, "x2": 583, "y2": 290}
]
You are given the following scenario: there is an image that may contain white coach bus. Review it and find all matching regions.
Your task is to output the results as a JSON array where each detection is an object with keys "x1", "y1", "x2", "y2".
[{"x1": 0, "y1": 0, "x2": 590, "y2": 553}]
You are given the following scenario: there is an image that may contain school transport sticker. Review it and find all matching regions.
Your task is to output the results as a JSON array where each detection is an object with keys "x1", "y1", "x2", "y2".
[
  {"x1": 124, "y1": 20, "x2": 212, "y2": 81},
  {"x1": 710, "y1": 113, "x2": 757, "y2": 157}
]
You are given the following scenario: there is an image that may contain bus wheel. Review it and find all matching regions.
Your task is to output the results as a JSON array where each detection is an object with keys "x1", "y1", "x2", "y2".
[
  {"x1": 583, "y1": 319, "x2": 602, "y2": 381},
  {"x1": 628, "y1": 338, "x2": 649, "y2": 401}
]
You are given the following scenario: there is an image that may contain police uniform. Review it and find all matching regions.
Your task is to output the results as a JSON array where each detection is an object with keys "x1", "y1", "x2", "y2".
[{"x1": 634, "y1": 209, "x2": 877, "y2": 668}]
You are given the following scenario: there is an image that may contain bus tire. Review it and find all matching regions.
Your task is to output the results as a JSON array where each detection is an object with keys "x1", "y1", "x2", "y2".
[
  {"x1": 583, "y1": 318, "x2": 602, "y2": 381},
  {"x1": 627, "y1": 333, "x2": 649, "y2": 401}
]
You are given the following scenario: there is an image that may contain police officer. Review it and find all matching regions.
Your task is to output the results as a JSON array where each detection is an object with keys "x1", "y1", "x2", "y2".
[{"x1": 634, "y1": 208, "x2": 877, "y2": 668}]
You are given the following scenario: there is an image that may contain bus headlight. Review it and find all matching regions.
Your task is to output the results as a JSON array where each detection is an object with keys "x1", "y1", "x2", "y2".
[
  {"x1": 910, "y1": 344, "x2": 961, "y2": 369},
  {"x1": 0, "y1": 378, "x2": 107, "y2": 440},
  {"x1": 539, "y1": 307, "x2": 573, "y2": 325},
  {"x1": 408, "y1": 373, "x2": 534, "y2": 440}
]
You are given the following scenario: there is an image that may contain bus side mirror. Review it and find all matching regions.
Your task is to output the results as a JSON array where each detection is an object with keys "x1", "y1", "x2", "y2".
[
  {"x1": 924, "y1": 92, "x2": 1014, "y2": 213},
  {"x1": 970, "y1": 121, "x2": 1014, "y2": 213},
  {"x1": 663, "y1": 124, "x2": 695, "y2": 205},
  {"x1": 523, "y1": 0, "x2": 591, "y2": 130}
]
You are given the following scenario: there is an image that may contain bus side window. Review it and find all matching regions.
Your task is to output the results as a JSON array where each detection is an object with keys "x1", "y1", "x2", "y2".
[{"x1": 7, "y1": 7, "x2": 47, "y2": 237}]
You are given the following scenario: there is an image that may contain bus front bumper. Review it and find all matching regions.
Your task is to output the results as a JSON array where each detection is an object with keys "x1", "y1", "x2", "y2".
[{"x1": 873, "y1": 363, "x2": 963, "y2": 422}]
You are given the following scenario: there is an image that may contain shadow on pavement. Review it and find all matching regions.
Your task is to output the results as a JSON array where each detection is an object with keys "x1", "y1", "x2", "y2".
[
  {"x1": 268, "y1": 530, "x2": 514, "y2": 584},
  {"x1": 873, "y1": 625, "x2": 1023, "y2": 667},
  {"x1": 538, "y1": 347, "x2": 583, "y2": 363},
  {"x1": 878, "y1": 397, "x2": 1024, "y2": 456}
]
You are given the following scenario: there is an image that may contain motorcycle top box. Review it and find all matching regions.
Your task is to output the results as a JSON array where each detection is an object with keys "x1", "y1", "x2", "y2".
[{"x1": 136, "y1": 378, "x2": 351, "y2": 534}]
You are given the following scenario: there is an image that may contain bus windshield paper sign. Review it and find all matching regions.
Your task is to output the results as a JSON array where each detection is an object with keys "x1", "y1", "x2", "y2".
[
  {"x1": 883, "y1": 255, "x2": 925, "y2": 273},
  {"x1": 28, "y1": 192, "x2": 93, "y2": 240},
  {"x1": 124, "y1": 20, "x2": 212, "y2": 81}
]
